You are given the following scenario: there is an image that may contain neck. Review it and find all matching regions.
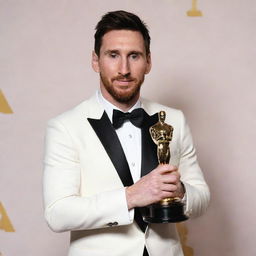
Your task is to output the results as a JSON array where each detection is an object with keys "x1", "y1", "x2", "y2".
[{"x1": 112, "y1": 97, "x2": 139, "y2": 112}]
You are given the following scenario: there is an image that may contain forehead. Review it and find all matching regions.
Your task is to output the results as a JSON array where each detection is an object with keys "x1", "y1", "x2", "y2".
[{"x1": 100, "y1": 30, "x2": 146, "y2": 53}]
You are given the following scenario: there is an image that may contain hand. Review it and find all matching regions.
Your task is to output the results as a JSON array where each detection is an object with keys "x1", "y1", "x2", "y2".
[{"x1": 125, "y1": 164, "x2": 185, "y2": 210}]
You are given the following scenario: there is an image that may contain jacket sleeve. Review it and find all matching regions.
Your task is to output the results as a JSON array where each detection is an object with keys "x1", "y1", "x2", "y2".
[
  {"x1": 43, "y1": 118, "x2": 132, "y2": 233},
  {"x1": 178, "y1": 112, "x2": 210, "y2": 218}
]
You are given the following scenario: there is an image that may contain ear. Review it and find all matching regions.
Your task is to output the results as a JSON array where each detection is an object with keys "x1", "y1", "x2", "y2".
[
  {"x1": 145, "y1": 53, "x2": 152, "y2": 74},
  {"x1": 91, "y1": 51, "x2": 100, "y2": 73}
]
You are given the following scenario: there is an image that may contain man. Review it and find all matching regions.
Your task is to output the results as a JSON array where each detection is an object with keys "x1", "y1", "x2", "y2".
[{"x1": 43, "y1": 10, "x2": 210, "y2": 256}]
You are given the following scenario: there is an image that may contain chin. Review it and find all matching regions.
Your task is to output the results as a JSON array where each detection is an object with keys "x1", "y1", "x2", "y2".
[{"x1": 113, "y1": 90, "x2": 139, "y2": 103}]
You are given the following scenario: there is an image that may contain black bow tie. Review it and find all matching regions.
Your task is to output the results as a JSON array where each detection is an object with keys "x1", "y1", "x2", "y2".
[{"x1": 112, "y1": 108, "x2": 148, "y2": 129}]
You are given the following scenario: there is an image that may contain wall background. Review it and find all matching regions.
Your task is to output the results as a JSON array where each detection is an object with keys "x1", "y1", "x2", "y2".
[{"x1": 1, "y1": 0, "x2": 256, "y2": 255}]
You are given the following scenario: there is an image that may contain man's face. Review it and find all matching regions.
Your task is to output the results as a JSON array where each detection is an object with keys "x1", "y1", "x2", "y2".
[{"x1": 92, "y1": 30, "x2": 151, "y2": 105}]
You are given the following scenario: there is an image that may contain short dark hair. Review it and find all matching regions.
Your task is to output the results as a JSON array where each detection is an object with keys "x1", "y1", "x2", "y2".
[{"x1": 94, "y1": 10, "x2": 151, "y2": 56}]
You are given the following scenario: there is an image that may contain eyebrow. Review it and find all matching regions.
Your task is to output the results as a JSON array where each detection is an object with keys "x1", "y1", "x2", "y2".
[
  {"x1": 104, "y1": 50, "x2": 119, "y2": 55},
  {"x1": 103, "y1": 49, "x2": 144, "y2": 56},
  {"x1": 129, "y1": 51, "x2": 143, "y2": 56}
]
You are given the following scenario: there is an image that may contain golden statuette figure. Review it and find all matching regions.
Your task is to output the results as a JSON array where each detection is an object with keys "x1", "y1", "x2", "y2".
[
  {"x1": 149, "y1": 111, "x2": 173, "y2": 165},
  {"x1": 150, "y1": 111, "x2": 175, "y2": 205},
  {"x1": 143, "y1": 110, "x2": 188, "y2": 223}
]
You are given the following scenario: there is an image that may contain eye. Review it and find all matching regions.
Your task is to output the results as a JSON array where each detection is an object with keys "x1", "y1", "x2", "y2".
[
  {"x1": 130, "y1": 53, "x2": 139, "y2": 60},
  {"x1": 109, "y1": 52, "x2": 118, "y2": 58}
]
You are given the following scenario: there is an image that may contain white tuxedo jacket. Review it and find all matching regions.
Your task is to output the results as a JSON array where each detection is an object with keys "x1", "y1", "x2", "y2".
[{"x1": 43, "y1": 94, "x2": 210, "y2": 256}]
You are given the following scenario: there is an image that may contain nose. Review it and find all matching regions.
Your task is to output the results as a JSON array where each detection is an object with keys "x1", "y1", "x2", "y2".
[{"x1": 118, "y1": 57, "x2": 130, "y2": 77}]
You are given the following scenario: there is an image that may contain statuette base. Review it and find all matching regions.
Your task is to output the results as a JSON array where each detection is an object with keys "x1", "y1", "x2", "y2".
[{"x1": 143, "y1": 201, "x2": 188, "y2": 223}]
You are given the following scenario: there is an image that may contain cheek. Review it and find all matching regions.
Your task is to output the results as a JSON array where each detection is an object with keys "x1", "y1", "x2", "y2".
[
  {"x1": 133, "y1": 65, "x2": 148, "y2": 77},
  {"x1": 99, "y1": 61, "x2": 117, "y2": 75}
]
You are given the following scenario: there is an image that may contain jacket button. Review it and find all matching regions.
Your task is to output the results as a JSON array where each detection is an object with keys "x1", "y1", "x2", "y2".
[{"x1": 107, "y1": 222, "x2": 118, "y2": 227}]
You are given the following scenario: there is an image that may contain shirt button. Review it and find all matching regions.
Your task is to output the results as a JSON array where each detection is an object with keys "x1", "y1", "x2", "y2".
[
  {"x1": 132, "y1": 162, "x2": 135, "y2": 167},
  {"x1": 128, "y1": 134, "x2": 132, "y2": 138}
]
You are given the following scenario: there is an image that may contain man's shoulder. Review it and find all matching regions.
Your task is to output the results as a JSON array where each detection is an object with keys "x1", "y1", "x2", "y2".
[
  {"x1": 49, "y1": 100, "x2": 88, "y2": 123},
  {"x1": 141, "y1": 98, "x2": 183, "y2": 117},
  {"x1": 47, "y1": 94, "x2": 102, "y2": 125}
]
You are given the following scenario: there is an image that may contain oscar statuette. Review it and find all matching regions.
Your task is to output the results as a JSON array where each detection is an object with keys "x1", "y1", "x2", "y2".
[{"x1": 143, "y1": 111, "x2": 188, "y2": 223}]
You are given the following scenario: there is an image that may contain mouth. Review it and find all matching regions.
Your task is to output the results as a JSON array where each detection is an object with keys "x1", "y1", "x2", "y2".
[{"x1": 114, "y1": 79, "x2": 134, "y2": 86}]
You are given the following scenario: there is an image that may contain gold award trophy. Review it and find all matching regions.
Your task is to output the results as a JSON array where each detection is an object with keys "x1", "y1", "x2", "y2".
[{"x1": 143, "y1": 111, "x2": 188, "y2": 223}]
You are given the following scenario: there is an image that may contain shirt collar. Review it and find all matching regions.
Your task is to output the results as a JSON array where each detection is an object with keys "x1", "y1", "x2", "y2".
[{"x1": 96, "y1": 90, "x2": 141, "y2": 122}]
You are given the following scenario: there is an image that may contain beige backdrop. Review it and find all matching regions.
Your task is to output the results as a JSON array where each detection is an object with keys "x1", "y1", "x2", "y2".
[{"x1": 1, "y1": 0, "x2": 256, "y2": 255}]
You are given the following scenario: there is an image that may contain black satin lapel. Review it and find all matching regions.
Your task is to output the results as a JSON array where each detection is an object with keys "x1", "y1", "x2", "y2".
[
  {"x1": 88, "y1": 112, "x2": 134, "y2": 187},
  {"x1": 141, "y1": 113, "x2": 159, "y2": 177}
]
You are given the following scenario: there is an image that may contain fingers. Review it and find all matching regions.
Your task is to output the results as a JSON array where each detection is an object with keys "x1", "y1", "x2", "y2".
[
  {"x1": 156, "y1": 165, "x2": 180, "y2": 185},
  {"x1": 126, "y1": 164, "x2": 183, "y2": 209},
  {"x1": 161, "y1": 172, "x2": 180, "y2": 184},
  {"x1": 161, "y1": 183, "x2": 177, "y2": 192},
  {"x1": 156, "y1": 164, "x2": 178, "y2": 174},
  {"x1": 151, "y1": 165, "x2": 184, "y2": 199}
]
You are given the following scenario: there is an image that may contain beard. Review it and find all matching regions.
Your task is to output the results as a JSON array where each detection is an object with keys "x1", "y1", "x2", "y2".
[{"x1": 100, "y1": 73, "x2": 144, "y2": 103}]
